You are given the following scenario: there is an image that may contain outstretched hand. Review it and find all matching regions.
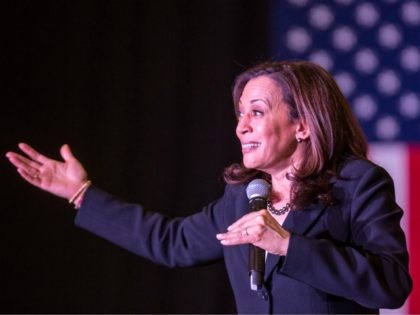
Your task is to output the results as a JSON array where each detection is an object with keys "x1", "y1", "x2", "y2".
[{"x1": 6, "y1": 143, "x2": 88, "y2": 200}]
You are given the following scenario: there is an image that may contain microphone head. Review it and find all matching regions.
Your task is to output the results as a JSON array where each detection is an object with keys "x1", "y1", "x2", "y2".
[{"x1": 246, "y1": 179, "x2": 270, "y2": 200}]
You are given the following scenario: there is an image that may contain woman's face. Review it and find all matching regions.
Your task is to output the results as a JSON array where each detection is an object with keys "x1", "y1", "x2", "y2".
[{"x1": 236, "y1": 76, "x2": 301, "y2": 176}]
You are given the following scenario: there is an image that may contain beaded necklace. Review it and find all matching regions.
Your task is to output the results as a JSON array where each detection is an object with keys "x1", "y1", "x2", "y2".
[{"x1": 267, "y1": 200, "x2": 291, "y2": 216}]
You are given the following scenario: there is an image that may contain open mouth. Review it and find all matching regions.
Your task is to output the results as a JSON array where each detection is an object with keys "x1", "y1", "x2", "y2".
[{"x1": 241, "y1": 142, "x2": 261, "y2": 153}]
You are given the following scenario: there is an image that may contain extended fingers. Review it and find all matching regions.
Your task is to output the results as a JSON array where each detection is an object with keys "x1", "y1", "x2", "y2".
[
  {"x1": 17, "y1": 167, "x2": 42, "y2": 186},
  {"x1": 227, "y1": 210, "x2": 266, "y2": 231},
  {"x1": 216, "y1": 228, "x2": 251, "y2": 245},
  {"x1": 18, "y1": 143, "x2": 49, "y2": 164},
  {"x1": 217, "y1": 209, "x2": 287, "y2": 247},
  {"x1": 6, "y1": 151, "x2": 42, "y2": 172},
  {"x1": 217, "y1": 223, "x2": 267, "y2": 246}
]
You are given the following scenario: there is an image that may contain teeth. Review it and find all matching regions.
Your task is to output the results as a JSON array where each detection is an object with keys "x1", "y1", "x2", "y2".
[{"x1": 242, "y1": 143, "x2": 260, "y2": 149}]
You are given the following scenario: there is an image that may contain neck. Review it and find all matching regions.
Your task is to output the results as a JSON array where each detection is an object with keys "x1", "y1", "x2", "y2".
[{"x1": 269, "y1": 170, "x2": 293, "y2": 203}]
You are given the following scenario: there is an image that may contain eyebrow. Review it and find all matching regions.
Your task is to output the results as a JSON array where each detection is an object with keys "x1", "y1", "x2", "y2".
[
  {"x1": 250, "y1": 98, "x2": 271, "y2": 109},
  {"x1": 238, "y1": 98, "x2": 270, "y2": 105},
  {"x1": 250, "y1": 98, "x2": 268, "y2": 104}
]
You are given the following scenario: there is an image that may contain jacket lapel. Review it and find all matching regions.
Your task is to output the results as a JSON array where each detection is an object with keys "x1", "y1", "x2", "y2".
[
  {"x1": 264, "y1": 203, "x2": 327, "y2": 281},
  {"x1": 282, "y1": 202, "x2": 327, "y2": 235}
]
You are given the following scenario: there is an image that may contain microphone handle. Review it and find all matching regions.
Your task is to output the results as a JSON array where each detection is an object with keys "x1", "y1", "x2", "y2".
[
  {"x1": 248, "y1": 197, "x2": 267, "y2": 290},
  {"x1": 249, "y1": 196, "x2": 267, "y2": 212},
  {"x1": 249, "y1": 245, "x2": 265, "y2": 290}
]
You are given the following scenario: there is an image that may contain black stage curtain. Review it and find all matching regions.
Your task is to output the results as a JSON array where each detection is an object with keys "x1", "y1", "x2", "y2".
[{"x1": 1, "y1": 0, "x2": 272, "y2": 313}]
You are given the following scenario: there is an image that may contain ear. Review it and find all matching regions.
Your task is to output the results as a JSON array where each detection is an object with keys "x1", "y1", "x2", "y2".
[{"x1": 295, "y1": 120, "x2": 310, "y2": 141}]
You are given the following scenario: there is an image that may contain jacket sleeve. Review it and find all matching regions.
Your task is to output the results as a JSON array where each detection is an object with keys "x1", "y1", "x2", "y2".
[
  {"x1": 279, "y1": 163, "x2": 412, "y2": 309},
  {"x1": 74, "y1": 186, "x2": 229, "y2": 267}
]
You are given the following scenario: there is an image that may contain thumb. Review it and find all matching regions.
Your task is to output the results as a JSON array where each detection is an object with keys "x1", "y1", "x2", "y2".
[{"x1": 60, "y1": 144, "x2": 76, "y2": 162}]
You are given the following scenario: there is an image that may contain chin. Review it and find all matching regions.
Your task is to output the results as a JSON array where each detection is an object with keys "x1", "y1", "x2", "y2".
[{"x1": 243, "y1": 159, "x2": 259, "y2": 170}]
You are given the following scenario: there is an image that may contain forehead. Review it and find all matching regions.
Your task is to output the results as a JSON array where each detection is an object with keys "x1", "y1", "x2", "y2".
[{"x1": 240, "y1": 76, "x2": 283, "y2": 104}]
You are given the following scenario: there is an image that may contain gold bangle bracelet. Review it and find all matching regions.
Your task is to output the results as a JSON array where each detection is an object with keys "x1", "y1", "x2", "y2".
[{"x1": 69, "y1": 180, "x2": 92, "y2": 204}]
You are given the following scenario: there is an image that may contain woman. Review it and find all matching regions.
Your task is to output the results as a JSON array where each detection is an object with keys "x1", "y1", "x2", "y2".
[{"x1": 6, "y1": 61, "x2": 412, "y2": 314}]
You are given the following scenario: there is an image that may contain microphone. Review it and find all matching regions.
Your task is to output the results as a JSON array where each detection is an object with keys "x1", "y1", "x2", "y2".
[{"x1": 246, "y1": 178, "x2": 270, "y2": 291}]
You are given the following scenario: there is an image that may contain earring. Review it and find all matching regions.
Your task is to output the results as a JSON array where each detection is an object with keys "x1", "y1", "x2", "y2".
[{"x1": 296, "y1": 137, "x2": 303, "y2": 143}]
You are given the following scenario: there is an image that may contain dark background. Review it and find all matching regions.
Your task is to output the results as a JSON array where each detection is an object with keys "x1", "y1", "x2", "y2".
[{"x1": 1, "y1": 1, "x2": 274, "y2": 313}]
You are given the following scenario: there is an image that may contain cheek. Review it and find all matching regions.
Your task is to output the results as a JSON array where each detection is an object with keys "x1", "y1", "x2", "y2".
[
  {"x1": 263, "y1": 126, "x2": 281, "y2": 145},
  {"x1": 266, "y1": 126, "x2": 295, "y2": 152}
]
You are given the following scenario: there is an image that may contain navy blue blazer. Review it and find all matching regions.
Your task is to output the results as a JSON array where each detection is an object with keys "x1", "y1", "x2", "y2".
[{"x1": 75, "y1": 158, "x2": 412, "y2": 314}]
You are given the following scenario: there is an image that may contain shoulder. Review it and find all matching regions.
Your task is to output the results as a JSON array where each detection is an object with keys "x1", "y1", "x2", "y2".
[
  {"x1": 337, "y1": 157, "x2": 391, "y2": 180},
  {"x1": 333, "y1": 157, "x2": 395, "y2": 196},
  {"x1": 223, "y1": 183, "x2": 247, "y2": 200},
  {"x1": 339, "y1": 157, "x2": 375, "y2": 174},
  {"x1": 221, "y1": 183, "x2": 249, "y2": 211}
]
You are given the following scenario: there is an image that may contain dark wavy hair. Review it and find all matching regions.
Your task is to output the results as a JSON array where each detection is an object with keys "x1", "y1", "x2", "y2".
[{"x1": 223, "y1": 60, "x2": 368, "y2": 209}]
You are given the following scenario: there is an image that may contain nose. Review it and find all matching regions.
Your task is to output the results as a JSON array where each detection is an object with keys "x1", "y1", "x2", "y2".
[{"x1": 236, "y1": 115, "x2": 252, "y2": 136}]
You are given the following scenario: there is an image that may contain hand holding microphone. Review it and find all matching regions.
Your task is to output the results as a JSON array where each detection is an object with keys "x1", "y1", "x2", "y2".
[{"x1": 216, "y1": 179, "x2": 291, "y2": 291}]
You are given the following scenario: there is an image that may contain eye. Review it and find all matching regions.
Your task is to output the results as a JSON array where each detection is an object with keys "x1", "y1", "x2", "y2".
[
  {"x1": 252, "y1": 110, "x2": 264, "y2": 117},
  {"x1": 236, "y1": 109, "x2": 244, "y2": 118}
]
